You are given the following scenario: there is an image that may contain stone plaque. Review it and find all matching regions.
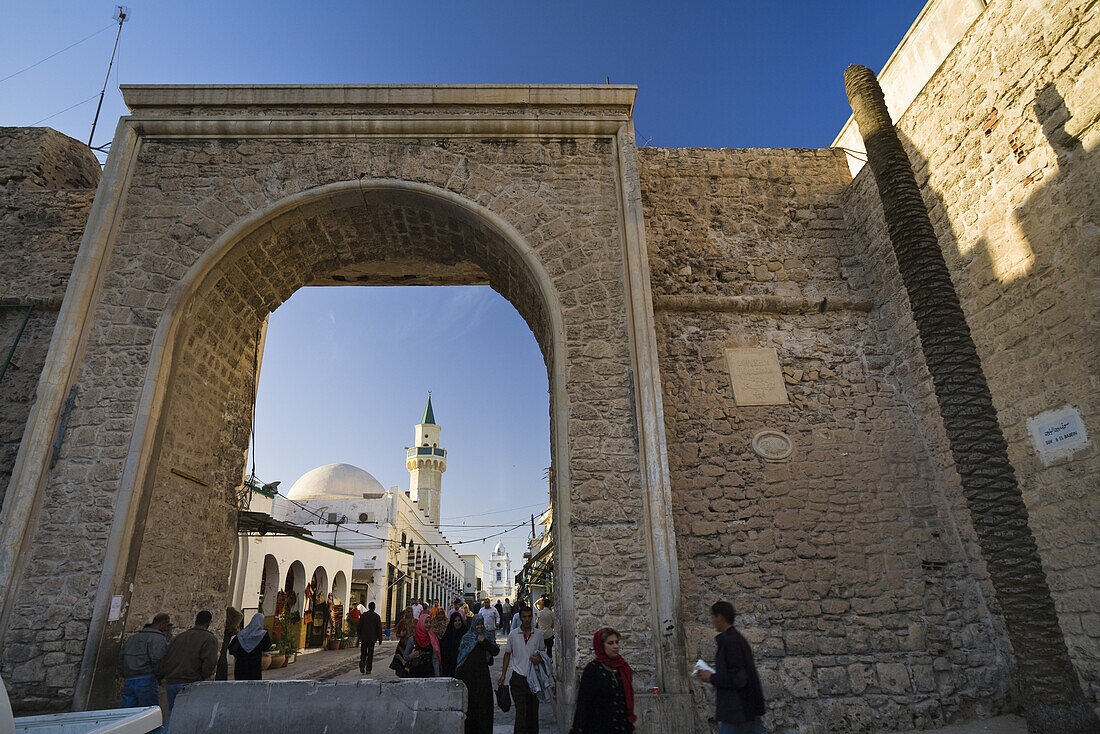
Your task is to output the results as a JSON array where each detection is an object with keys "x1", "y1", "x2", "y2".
[
  {"x1": 752, "y1": 430, "x2": 794, "y2": 461},
  {"x1": 1027, "y1": 405, "x2": 1089, "y2": 466},
  {"x1": 726, "y1": 348, "x2": 789, "y2": 406}
]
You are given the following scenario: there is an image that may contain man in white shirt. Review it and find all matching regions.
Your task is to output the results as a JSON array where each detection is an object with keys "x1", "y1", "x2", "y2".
[
  {"x1": 536, "y1": 599, "x2": 556, "y2": 659},
  {"x1": 477, "y1": 598, "x2": 499, "y2": 632},
  {"x1": 498, "y1": 606, "x2": 546, "y2": 734},
  {"x1": 410, "y1": 598, "x2": 424, "y2": 620}
]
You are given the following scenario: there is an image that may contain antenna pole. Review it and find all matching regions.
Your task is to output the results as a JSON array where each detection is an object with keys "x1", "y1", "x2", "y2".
[{"x1": 88, "y1": 7, "x2": 127, "y2": 147}]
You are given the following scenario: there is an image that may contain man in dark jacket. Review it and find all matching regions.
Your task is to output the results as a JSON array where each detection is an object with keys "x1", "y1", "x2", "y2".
[
  {"x1": 118, "y1": 613, "x2": 171, "y2": 708},
  {"x1": 357, "y1": 601, "x2": 384, "y2": 674},
  {"x1": 699, "y1": 601, "x2": 766, "y2": 734},
  {"x1": 156, "y1": 610, "x2": 218, "y2": 729}
]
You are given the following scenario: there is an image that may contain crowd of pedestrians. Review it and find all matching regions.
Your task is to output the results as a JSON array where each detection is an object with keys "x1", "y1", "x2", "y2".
[{"x1": 117, "y1": 595, "x2": 766, "y2": 734}]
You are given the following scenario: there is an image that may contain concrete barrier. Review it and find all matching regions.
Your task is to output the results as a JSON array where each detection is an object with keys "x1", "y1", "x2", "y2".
[{"x1": 166, "y1": 679, "x2": 467, "y2": 733}]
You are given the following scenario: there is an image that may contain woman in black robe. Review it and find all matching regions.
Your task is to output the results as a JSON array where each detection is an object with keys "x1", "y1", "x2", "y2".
[
  {"x1": 440, "y1": 611, "x2": 467, "y2": 677},
  {"x1": 228, "y1": 612, "x2": 273, "y2": 680},
  {"x1": 569, "y1": 627, "x2": 635, "y2": 734},
  {"x1": 455, "y1": 615, "x2": 499, "y2": 734}
]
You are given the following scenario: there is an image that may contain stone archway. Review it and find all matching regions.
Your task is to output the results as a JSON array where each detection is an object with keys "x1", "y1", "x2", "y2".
[
  {"x1": 260, "y1": 554, "x2": 279, "y2": 615},
  {"x1": 0, "y1": 86, "x2": 689, "y2": 729},
  {"x1": 101, "y1": 177, "x2": 581, "y2": 705}
]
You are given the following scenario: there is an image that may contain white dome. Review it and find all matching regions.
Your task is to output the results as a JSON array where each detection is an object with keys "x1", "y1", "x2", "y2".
[
  {"x1": 287, "y1": 463, "x2": 386, "y2": 500},
  {"x1": 493, "y1": 541, "x2": 506, "y2": 556}
]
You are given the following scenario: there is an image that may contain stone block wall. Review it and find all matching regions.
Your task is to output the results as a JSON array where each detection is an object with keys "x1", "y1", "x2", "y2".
[
  {"x1": 0, "y1": 128, "x2": 100, "y2": 192},
  {"x1": 0, "y1": 128, "x2": 98, "y2": 509},
  {"x1": 840, "y1": 0, "x2": 1100, "y2": 701},
  {"x1": 639, "y1": 146, "x2": 1011, "y2": 732},
  {"x1": 0, "y1": 110, "x2": 688, "y2": 724}
]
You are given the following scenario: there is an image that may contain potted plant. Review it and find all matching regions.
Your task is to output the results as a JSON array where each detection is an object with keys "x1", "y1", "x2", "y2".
[
  {"x1": 261, "y1": 651, "x2": 273, "y2": 670},
  {"x1": 269, "y1": 650, "x2": 286, "y2": 668}
]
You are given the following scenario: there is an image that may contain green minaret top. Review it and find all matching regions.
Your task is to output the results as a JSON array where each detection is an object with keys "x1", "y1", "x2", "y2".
[{"x1": 421, "y1": 394, "x2": 436, "y2": 425}]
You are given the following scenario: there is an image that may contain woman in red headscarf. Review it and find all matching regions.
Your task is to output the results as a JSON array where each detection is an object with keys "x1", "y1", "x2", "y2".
[
  {"x1": 568, "y1": 627, "x2": 635, "y2": 733},
  {"x1": 404, "y1": 611, "x2": 442, "y2": 677}
]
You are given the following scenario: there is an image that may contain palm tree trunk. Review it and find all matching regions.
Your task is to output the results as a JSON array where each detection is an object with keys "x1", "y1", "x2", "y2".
[{"x1": 844, "y1": 64, "x2": 1099, "y2": 734}]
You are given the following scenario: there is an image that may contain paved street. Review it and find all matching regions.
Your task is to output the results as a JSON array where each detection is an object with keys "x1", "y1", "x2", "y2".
[{"x1": 265, "y1": 632, "x2": 562, "y2": 733}]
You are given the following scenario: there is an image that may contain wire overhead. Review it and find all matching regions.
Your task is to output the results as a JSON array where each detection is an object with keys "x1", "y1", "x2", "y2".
[
  {"x1": 0, "y1": 23, "x2": 115, "y2": 85},
  {"x1": 253, "y1": 477, "x2": 529, "y2": 552},
  {"x1": 29, "y1": 94, "x2": 101, "y2": 127}
]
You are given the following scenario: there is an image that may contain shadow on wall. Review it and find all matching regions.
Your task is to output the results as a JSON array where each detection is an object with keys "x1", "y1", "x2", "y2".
[
  {"x1": 898, "y1": 82, "x2": 1100, "y2": 698},
  {"x1": 904, "y1": 83, "x2": 1096, "y2": 293}
]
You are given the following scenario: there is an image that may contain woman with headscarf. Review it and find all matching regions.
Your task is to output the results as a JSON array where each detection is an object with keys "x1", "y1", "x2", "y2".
[
  {"x1": 568, "y1": 627, "x2": 635, "y2": 734},
  {"x1": 404, "y1": 612, "x2": 441, "y2": 677},
  {"x1": 388, "y1": 606, "x2": 415, "y2": 676},
  {"x1": 429, "y1": 606, "x2": 449, "y2": 641},
  {"x1": 394, "y1": 607, "x2": 415, "y2": 648},
  {"x1": 455, "y1": 614, "x2": 499, "y2": 734},
  {"x1": 440, "y1": 611, "x2": 468, "y2": 676},
  {"x1": 216, "y1": 607, "x2": 244, "y2": 681},
  {"x1": 228, "y1": 612, "x2": 273, "y2": 680}
]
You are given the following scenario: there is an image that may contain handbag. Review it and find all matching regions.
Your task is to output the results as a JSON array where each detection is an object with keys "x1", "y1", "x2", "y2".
[
  {"x1": 407, "y1": 647, "x2": 434, "y2": 676},
  {"x1": 496, "y1": 682, "x2": 512, "y2": 712}
]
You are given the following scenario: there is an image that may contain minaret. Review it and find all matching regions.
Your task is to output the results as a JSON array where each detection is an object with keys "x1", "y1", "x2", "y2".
[
  {"x1": 406, "y1": 394, "x2": 446, "y2": 525},
  {"x1": 489, "y1": 540, "x2": 513, "y2": 600}
]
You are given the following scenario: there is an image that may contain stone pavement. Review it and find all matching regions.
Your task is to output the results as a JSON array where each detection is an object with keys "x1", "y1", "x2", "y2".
[{"x1": 897, "y1": 716, "x2": 1024, "y2": 734}]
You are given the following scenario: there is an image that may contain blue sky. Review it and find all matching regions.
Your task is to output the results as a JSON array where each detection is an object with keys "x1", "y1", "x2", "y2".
[{"x1": 2, "y1": 0, "x2": 925, "y2": 569}]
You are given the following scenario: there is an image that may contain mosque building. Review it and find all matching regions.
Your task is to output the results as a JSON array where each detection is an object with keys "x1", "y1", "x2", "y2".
[{"x1": 228, "y1": 397, "x2": 479, "y2": 630}]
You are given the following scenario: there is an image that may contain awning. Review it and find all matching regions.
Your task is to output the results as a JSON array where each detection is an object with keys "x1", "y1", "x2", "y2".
[{"x1": 237, "y1": 510, "x2": 312, "y2": 538}]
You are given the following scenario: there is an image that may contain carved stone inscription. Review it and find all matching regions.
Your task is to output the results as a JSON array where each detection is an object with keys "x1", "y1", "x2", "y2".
[{"x1": 726, "y1": 348, "x2": 788, "y2": 406}]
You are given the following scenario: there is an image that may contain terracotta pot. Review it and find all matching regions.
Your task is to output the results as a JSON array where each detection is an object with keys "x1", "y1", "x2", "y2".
[
  {"x1": 260, "y1": 652, "x2": 272, "y2": 671},
  {"x1": 269, "y1": 653, "x2": 285, "y2": 668},
  {"x1": 327, "y1": 639, "x2": 340, "y2": 651}
]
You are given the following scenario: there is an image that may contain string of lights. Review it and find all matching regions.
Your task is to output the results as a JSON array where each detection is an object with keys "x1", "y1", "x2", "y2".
[{"x1": 246, "y1": 477, "x2": 530, "y2": 553}]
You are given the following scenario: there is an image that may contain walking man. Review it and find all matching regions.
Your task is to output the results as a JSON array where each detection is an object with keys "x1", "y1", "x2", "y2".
[
  {"x1": 411, "y1": 598, "x2": 424, "y2": 620},
  {"x1": 157, "y1": 610, "x2": 218, "y2": 729},
  {"x1": 536, "y1": 599, "x2": 555, "y2": 659},
  {"x1": 698, "y1": 601, "x2": 766, "y2": 734},
  {"x1": 118, "y1": 613, "x2": 171, "y2": 709},
  {"x1": 478, "y1": 598, "x2": 500, "y2": 633},
  {"x1": 357, "y1": 601, "x2": 383, "y2": 674},
  {"x1": 498, "y1": 606, "x2": 546, "y2": 734},
  {"x1": 501, "y1": 598, "x2": 513, "y2": 632}
]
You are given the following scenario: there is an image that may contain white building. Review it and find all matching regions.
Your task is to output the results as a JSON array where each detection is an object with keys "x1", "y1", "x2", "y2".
[
  {"x1": 461, "y1": 554, "x2": 486, "y2": 602},
  {"x1": 262, "y1": 396, "x2": 466, "y2": 625},
  {"x1": 488, "y1": 540, "x2": 514, "y2": 600},
  {"x1": 227, "y1": 485, "x2": 354, "y2": 650}
]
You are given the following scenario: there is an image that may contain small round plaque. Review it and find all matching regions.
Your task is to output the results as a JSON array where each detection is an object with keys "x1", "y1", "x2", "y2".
[{"x1": 751, "y1": 430, "x2": 793, "y2": 462}]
